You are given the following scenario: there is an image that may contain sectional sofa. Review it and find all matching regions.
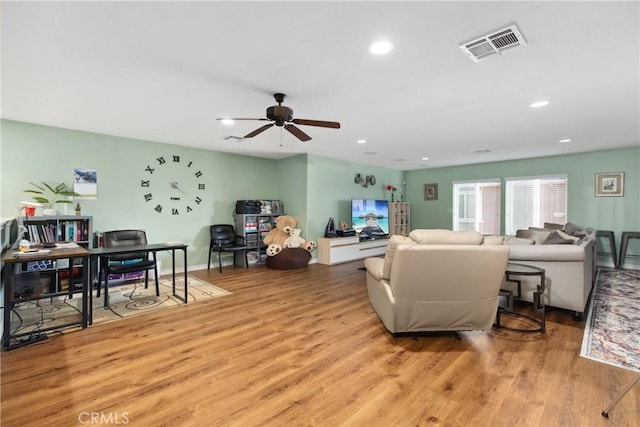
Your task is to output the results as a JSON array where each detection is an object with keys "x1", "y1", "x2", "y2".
[{"x1": 489, "y1": 223, "x2": 596, "y2": 319}]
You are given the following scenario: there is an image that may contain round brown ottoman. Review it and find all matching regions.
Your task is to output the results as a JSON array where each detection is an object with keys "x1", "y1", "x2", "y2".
[{"x1": 265, "y1": 248, "x2": 312, "y2": 270}]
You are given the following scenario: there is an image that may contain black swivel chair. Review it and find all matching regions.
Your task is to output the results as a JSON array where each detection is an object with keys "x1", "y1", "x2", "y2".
[
  {"x1": 208, "y1": 224, "x2": 248, "y2": 273},
  {"x1": 97, "y1": 229, "x2": 159, "y2": 307}
]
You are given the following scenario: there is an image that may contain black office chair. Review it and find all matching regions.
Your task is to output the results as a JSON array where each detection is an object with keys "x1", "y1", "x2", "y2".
[
  {"x1": 208, "y1": 224, "x2": 248, "y2": 273},
  {"x1": 97, "y1": 229, "x2": 159, "y2": 307}
]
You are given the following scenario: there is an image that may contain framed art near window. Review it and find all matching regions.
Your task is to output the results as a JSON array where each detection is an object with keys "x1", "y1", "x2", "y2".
[
  {"x1": 595, "y1": 172, "x2": 624, "y2": 197},
  {"x1": 424, "y1": 183, "x2": 438, "y2": 200}
]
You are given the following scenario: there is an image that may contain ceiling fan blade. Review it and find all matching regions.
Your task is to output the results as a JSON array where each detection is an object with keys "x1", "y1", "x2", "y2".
[
  {"x1": 244, "y1": 123, "x2": 274, "y2": 138},
  {"x1": 285, "y1": 124, "x2": 312, "y2": 142},
  {"x1": 292, "y1": 118, "x2": 341, "y2": 129},
  {"x1": 216, "y1": 118, "x2": 270, "y2": 121}
]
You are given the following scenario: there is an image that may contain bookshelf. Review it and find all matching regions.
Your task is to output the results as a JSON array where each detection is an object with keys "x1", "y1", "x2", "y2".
[
  {"x1": 23, "y1": 215, "x2": 93, "y2": 295},
  {"x1": 389, "y1": 202, "x2": 410, "y2": 236},
  {"x1": 235, "y1": 213, "x2": 282, "y2": 265}
]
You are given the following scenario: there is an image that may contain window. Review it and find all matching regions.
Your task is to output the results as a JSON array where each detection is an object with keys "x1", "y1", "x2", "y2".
[
  {"x1": 453, "y1": 180, "x2": 501, "y2": 234},
  {"x1": 505, "y1": 175, "x2": 567, "y2": 235}
]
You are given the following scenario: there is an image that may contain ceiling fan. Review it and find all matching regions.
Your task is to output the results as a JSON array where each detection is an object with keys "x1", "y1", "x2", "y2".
[{"x1": 218, "y1": 93, "x2": 340, "y2": 142}]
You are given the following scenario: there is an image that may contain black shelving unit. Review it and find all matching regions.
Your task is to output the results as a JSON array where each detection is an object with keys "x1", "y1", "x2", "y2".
[
  {"x1": 235, "y1": 213, "x2": 282, "y2": 265},
  {"x1": 22, "y1": 215, "x2": 93, "y2": 295}
]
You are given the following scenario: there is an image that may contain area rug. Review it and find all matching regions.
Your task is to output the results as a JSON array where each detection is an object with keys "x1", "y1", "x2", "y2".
[
  {"x1": 9, "y1": 278, "x2": 231, "y2": 337},
  {"x1": 580, "y1": 269, "x2": 640, "y2": 372}
]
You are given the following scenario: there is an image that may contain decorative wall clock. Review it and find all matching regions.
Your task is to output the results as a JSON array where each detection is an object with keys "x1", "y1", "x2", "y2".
[{"x1": 141, "y1": 155, "x2": 205, "y2": 215}]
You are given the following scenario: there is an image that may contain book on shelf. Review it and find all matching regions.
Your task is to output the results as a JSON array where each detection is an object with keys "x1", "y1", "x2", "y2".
[
  {"x1": 26, "y1": 218, "x2": 90, "y2": 244},
  {"x1": 54, "y1": 242, "x2": 79, "y2": 249}
]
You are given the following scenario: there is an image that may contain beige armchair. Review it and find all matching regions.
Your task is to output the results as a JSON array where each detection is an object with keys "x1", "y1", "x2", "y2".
[{"x1": 365, "y1": 234, "x2": 509, "y2": 333}]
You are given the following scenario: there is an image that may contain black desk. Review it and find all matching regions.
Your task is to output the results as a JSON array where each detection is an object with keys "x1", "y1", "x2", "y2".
[
  {"x1": 89, "y1": 243, "x2": 188, "y2": 324},
  {"x1": 1, "y1": 246, "x2": 90, "y2": 350}
]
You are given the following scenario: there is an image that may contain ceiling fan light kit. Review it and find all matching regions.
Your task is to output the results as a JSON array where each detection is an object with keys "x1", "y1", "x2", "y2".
[{"x1": 217, "y1": 93, "x2": 340, "y2": 142}]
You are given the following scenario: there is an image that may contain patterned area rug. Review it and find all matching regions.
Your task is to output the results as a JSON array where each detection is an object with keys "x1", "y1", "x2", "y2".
[
  {"x1": 9, "y1": 278, "x2": 231, "y2": 338},
  {"x1": 581, "y1": 269, "x2": 640, "y2": 372}
]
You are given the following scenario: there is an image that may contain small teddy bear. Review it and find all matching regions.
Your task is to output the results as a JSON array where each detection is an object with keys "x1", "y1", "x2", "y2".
[{"x1": 284, "y1": 228, "x2": 306, "y2": 248}]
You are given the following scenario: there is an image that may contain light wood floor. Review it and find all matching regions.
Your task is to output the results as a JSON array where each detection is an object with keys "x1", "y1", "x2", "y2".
[{"x1": 1, "y1": 261, "x2": 639, "y2": 426}]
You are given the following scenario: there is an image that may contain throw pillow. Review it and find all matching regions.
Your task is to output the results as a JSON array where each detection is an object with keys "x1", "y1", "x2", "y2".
[
  {"x1": 557, "y1": 229, "x2": 580, "y2": 242},
  {"x1": 543, "y1": 231, "x2": 576, "y2": 245},
  {"x1": 516, "y1": 229, "x2": 551, "y2": 245},
  {"x1": 482, "y1": 235, "x2": 505, "y2": 245},
  {"x1": 543, "y1": 222, "x2": 565, "y2": 230},
  {"x1": 503, "y1": 236, "x2": 535, "y2": 245},
  {"x1": 515, "y1": 229, "x2": 534, "y2": 239},
  {"x1": 563, "y1": 222, "x2": 594, "y2": 237}
]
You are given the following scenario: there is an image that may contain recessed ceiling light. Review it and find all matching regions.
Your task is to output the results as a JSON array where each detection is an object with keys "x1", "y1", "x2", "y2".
[
  {"x1": 370, "y1": 40, "x2": 393, "y2": 55},
  {"x1": 357, "y1": 139, "x2": 367, "y2": 144},
  {"x1": 558, "y1": 138, "x2": 572, "y2": 143},
  {"x1": 421, "y1": 157, "x2": 430, "y2": 161},
  {"x1": 529, "y1": 100, "x2": 550, "y2": 108},
  {"x1": 220, "y1": 119, "x2": 235, "y2": 125}
]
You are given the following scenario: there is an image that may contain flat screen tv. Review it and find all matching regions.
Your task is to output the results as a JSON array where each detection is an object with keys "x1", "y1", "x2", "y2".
[{"x1": 351, "y1": 199, "x2": 389, "y2": 236}]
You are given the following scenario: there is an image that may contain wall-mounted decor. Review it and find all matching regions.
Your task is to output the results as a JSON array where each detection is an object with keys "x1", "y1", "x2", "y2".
[
  {"x1": 595, "y1": 172, "x2": 624, "y2": 197},
  {"x1": 424, "y1": 183, "x2": 438, "y2": 200},
  {"x1": 73, "y1": 168, "x2": 98, "y2": 199},
  {"x1": 354, "y1": 173, "x2": 376, "y2": 188}
]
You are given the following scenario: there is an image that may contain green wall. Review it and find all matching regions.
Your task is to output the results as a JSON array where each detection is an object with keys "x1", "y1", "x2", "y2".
[
  {"x1": 1, "y1": 120, "x2": 280, "y2": 268},
  {"x1": 306, "y1": 155, "x2": 405, "y2": 240},
  {"x1": 1, "y1": 120, "x2": 402, "y2": 266},
  {"x1": 3, "y1": 119, "x2": 638, "y2": 267},
  {"x1": 405, "y1": 147, "x2": 640, "y2": 246}
]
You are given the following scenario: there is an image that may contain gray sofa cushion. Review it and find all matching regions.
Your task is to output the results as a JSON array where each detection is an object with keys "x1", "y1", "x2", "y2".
[
  {"x1": 503, "y1": 236, "x2": 535, "y2": 245},
  {"x1": 516, "y1": 229, "x2": 552, "y2": 245},
  {"x1": 543, "y1": 222, "x2": 565, "y2": 230},
  {"x1": 543, "y1": 230, "x2": 577, "y2": 244},
  {"x1": 563, "y1": 222, "x2": 594, "y2": 238}
]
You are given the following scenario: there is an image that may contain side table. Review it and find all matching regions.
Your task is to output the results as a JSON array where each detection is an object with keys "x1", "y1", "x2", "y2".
[{"x1": 495, "y1": 262, "x2": 546, "y2": 332}]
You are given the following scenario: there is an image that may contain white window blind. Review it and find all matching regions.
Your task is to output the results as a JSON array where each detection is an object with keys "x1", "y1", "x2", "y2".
[
  {"x1": 505, "y1": 175, "x2": 567, "y2": 235},
  {"x1": 453, "y1": 179, "x2": 501, "y2": 234}
]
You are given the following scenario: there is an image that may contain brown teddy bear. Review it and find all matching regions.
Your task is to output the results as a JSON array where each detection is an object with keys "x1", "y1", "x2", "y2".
[{"x1": 263, "y1": 215, "x2": 316, "y2": 256}]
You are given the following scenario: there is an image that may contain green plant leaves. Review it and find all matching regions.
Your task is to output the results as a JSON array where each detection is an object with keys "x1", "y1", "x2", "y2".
[{"x1": 24, "y1": 182, "x2": 79, "y2": 207}]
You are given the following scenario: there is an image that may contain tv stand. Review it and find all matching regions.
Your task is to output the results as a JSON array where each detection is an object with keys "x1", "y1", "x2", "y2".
[
  {"x1": 317, "y1": 236, "x2": 389, "y2": 265},
  {"x1": 362, "y1": 234, "x2": 388, "y2": 241}
]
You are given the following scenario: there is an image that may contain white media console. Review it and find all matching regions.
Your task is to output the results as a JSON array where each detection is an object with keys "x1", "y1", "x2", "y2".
[{"x1": 317, "y1": 236, "x2": 389, "y2": 265}]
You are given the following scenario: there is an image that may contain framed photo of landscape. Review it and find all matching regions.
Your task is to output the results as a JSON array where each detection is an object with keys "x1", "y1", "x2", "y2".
[
  {"x1": 424, "y1": 183, "x2": 438, "y2": 200},
  {"x1": 595, "y1": 172, "x2": 624, "y2": 197}
]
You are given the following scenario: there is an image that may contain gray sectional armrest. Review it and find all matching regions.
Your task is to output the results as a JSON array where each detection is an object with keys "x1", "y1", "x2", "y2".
[{"x1": 508, "y1": 243, "x2": 587, "y2": 261}]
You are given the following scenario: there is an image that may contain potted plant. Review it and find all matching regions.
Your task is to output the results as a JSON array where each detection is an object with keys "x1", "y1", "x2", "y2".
[{"x1": 24, "y1": 182, "x2": 78, "y2": 215}]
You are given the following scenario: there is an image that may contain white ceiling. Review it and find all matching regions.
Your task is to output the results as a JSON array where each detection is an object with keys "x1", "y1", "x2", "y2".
[{"x1": 2, "y1": 1, "x2": 639, "y2": 170}]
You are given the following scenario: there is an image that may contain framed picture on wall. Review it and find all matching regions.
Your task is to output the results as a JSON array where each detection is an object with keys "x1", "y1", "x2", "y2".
[
  {"x1": 595, "y1": 172, "x2": 624, "y2": 197},
  {"x1": 424, "y1": 183, "x2": 438, "y2": 200}
]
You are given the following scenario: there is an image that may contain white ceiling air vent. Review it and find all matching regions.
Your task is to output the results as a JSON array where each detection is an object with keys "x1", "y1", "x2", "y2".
[{"x1": 459, "y1": 24, "x2": 527, "y2": 63}]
